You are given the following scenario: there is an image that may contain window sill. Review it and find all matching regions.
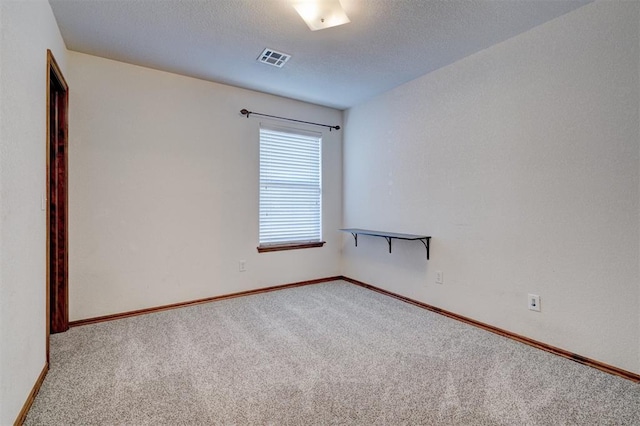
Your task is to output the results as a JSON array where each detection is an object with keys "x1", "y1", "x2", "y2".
[{"x1": 257, "y1": 241, "x2": 326, "y2": 253}]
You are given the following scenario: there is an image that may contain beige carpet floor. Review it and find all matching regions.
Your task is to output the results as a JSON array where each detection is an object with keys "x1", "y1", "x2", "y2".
[{"x1": 25, "y1": 280, "x2": 640, "y2": 425}]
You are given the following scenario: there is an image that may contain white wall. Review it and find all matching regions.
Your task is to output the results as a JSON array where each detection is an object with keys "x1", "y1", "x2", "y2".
[
  {"x1": 0, "y1": 1, "x2": 67, "y2": 423},
  {"x1": 343, "y1": 1, "x2": 640, "y2": 374},
  {"x1": 67, "y1": 52, "x2": 343, "y2": 321}
]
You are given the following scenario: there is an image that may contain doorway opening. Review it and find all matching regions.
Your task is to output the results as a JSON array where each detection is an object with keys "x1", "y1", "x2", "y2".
[{"x1": 46, "y1": 50, "x2": 69, "y2": 361}]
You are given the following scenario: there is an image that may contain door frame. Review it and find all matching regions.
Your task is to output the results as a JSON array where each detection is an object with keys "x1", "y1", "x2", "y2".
[{"x1": 46, "y1": 49, "x2": 69, "y2": 362}]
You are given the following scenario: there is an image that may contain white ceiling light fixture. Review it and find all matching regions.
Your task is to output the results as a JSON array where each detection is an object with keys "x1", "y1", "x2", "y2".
[{"x1": 293, "y1": 0, "x2": 350, "y2": 31}]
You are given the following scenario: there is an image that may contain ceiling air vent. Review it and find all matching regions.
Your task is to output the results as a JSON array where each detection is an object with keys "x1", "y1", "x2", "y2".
[{"x1": 257, "y1": 48, "x2": 291, "y2": 68}]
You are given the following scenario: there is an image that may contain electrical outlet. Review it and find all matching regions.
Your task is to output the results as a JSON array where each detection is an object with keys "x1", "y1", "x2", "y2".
[
  {"x1": 239, "y1": 260, "x2": 246, "y2": 272},
  {"x1": 435, "y1": 270, "x2": 443, "y2": 284},
  {"x1": 528, "y1": 294, "x2": 540, "y2": 312}
]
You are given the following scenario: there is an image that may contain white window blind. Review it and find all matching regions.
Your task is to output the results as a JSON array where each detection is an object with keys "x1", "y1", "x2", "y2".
[{"x1": 259, "y1": 125, "x2": 322, "y2": 246}]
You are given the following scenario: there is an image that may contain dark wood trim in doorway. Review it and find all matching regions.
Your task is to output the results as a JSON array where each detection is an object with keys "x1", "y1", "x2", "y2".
[{"x1": 46, "y1": 49, "x2": 69, "y2": 363}]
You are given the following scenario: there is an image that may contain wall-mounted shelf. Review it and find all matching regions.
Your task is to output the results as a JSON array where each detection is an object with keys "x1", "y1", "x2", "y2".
[{"x1": 340, "y1": 228, "x2": 431, "y2": 259}]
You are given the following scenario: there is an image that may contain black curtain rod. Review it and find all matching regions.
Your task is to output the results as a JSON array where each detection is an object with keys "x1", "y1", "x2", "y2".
[{"x1": 240, "y1": 109, "x2": 340, "y2": 131}]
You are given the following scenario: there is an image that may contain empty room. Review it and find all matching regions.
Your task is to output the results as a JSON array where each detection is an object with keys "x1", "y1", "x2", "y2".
[{"x1": 1, "y1": 0, "x2": 640, "y2": 424}]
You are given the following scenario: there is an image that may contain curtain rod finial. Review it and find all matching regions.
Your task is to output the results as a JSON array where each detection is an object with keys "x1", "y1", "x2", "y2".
[{"x1": 240, "y1": 108, "x2": 250, "y2": 117}]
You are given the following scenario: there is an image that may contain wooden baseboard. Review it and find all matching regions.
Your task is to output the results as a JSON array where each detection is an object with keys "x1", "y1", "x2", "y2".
[
  {"x1": 13, "y1": 363, "x2": 48, "y2": 426},
  {"x1": 341, "y1": 276, "x2": 640, "y2": 383},
  {"x1": 69, "y1": 276, "x2": 342, "y2": 327},
  {"x1": 67, "y1": 274, "x2": 639, "y2": 383}
]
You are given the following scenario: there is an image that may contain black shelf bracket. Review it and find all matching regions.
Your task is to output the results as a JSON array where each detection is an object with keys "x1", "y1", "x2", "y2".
[
  {"x1": 418, "y1": 237, "x2": 430, "y2": 260},
  {"x1": 384, "y1": 237, "x2": 392, "y2": 253}
]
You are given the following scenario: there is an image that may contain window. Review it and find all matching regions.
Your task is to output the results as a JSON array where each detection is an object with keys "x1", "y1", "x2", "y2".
[{"x1": 258, "y1": 125, "x2": 324, "y2": 252}]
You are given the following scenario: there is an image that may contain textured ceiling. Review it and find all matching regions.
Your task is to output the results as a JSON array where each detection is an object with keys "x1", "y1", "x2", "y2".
[{"x1": 49, "y1": 0, "x2": 592, "y2": 110}]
